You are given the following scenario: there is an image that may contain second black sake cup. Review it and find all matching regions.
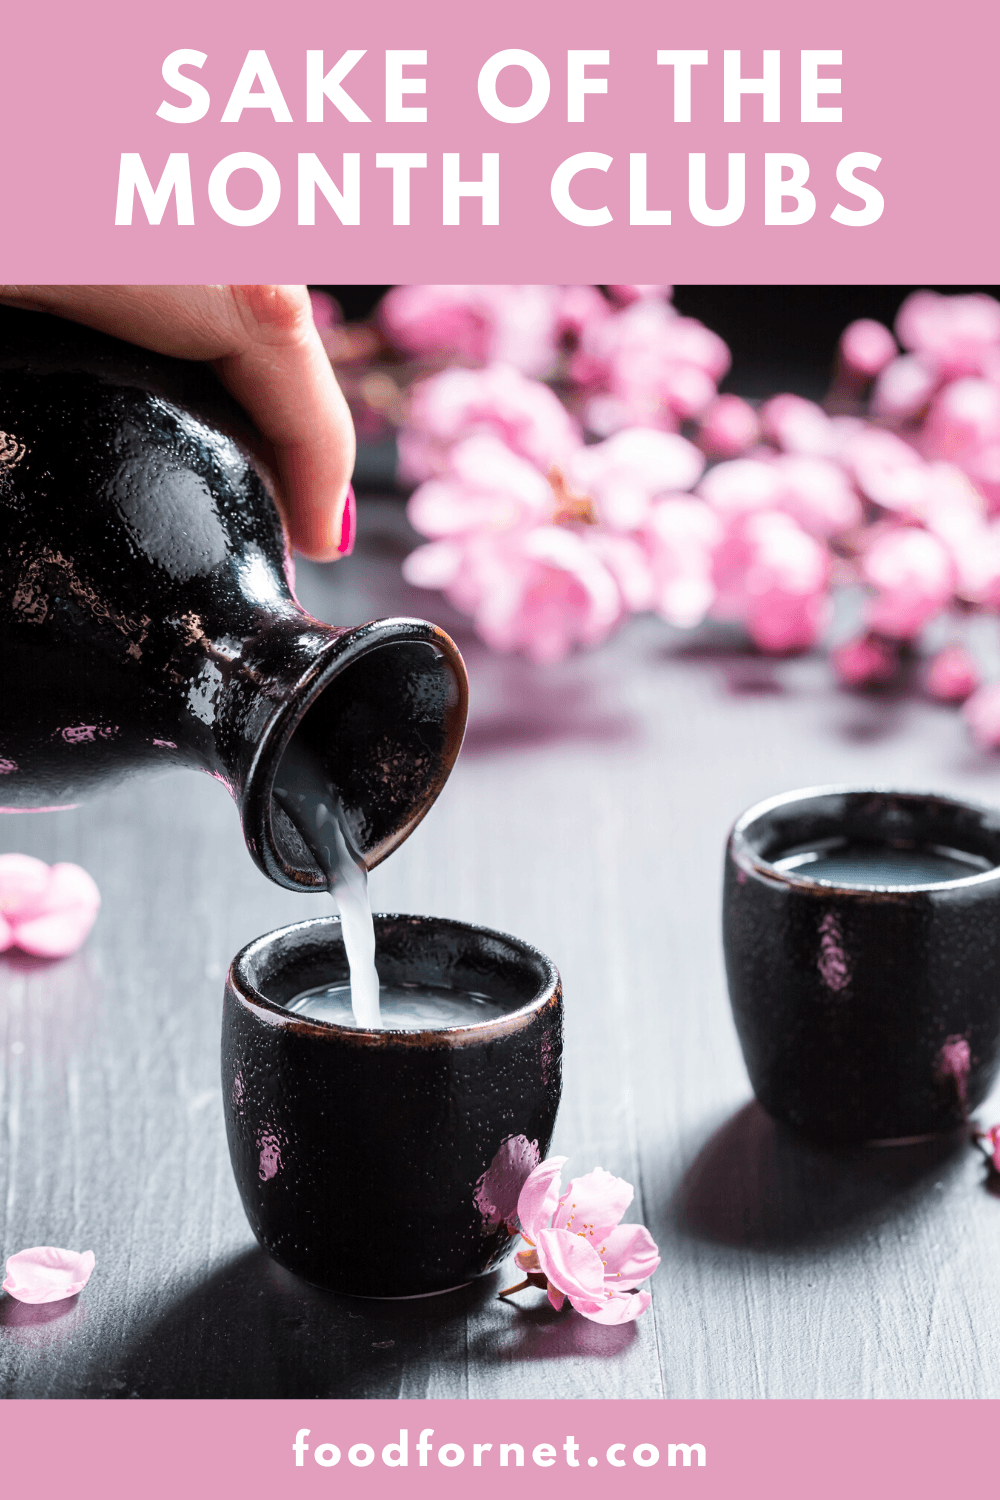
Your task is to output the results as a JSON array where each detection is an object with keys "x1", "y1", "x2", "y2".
[
  {"x1": 723, "y1": 787, "x2": 1000, "y2": 1144},
  {"x1": 223, "y1": 914, "x2": 562, "y2": 1296}
]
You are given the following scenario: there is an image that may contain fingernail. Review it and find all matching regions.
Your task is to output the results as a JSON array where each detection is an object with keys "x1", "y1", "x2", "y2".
[{"x1": 338, "y1": 484, "x2": 356, "y2": 556}]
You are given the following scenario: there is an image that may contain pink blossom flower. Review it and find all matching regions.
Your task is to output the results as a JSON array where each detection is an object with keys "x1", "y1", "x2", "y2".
[
  {"x1": 925, "y1": 645, "x2": 980, "y2": 702},
  {"x1": 712, "y1": 511, "x2": 831, "y2": 654},
  {"x1": 920, "y1": 477, "x2": 1000, "y2": 608},
  {"x1": 842, "y1": 427, "x2": 928, "y2": 513},
  {"x1": 697, "y1": 458, "x2": 785, "y2": 519},
  {"x1": 573, "y1": 298, "x2": 730, "y2": 435},
  {"x1": 565, "y1": 427, "x2": 705, "y2": 531},
  {"x1": 862, "y1": 527, "x2": 955, "y2": 639},
  {"x1": 697, "y1": 394, "x2": 760, "y2": 458},
  {"x1": 984, "y1": 1125, "x2": 1000, "y2": 1173},
  {"x1": 0, "y1": 855, "x2": 100, "y2": 958},
  {"x1": 963, "y1": 682, "x2": 1000, "y2": 749},
  {"x1": 406, "y1": 434, "x2": 555, "y2": 539},
  {"x1": 832, "y1": 633, "x2": 899, "y2": 687},
  {"x1": 472, "y1": 527, "x2": 624, "y2": 664},
  {"x1": 553, "y1": 285, "x2": 613, "y2": 345},
  {"x1": 405, "y1": 526, "x2": 624, "y2": 666},
  {"x1": 398, "y1": 364, "x2": 581, "y2": 484},
  {"x1": 770, "y1": 455, "x2": 863, "y2": 539},
  {"x1": 922, "y1": 378, "x2": 1000, "y2": 464},
  {"x1": 896, "y1": 290, "x2": 1000, "y2": 381},
  {"x1": 606, "y1": 285, "x2": 671, "y2": 306},
  {"x1": 759, "y1": 394, "x2": 838, "y2": 458},
  {"x1": 580, "y1": 531, "x2": 655, "y2": 613},
  {"x1": 506, "y1": 1157, "x2": 659, "y2": 1324},
  {"x1": 379, "y1": 285, "x2": 573, "y2": 379},
  {"x1": 870, "y1": 354, "x2": 938, "y2": 423},
  {"x1": 838, "y1": 319, "x2": 898, "y2": 380},
  {"x1": 3, "y1": 1246, "x2": 95, "y2": 1303},
  {"x1": 640, "y1": 498, "x2": 722, "y2": 627},
  {"x1": 964, "y1": 444, "x2": 1000, "y2": 515}
]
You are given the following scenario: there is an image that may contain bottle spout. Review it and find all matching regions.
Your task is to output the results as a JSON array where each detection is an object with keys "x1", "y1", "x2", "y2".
[{"x1": 223, "y1": 615, "x2": 468, "y2": 891}]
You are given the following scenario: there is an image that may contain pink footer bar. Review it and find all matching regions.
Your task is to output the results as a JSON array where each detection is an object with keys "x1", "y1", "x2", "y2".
[{"x1": 1, "y1": 1399, "x2": 996, "y2": 1498}]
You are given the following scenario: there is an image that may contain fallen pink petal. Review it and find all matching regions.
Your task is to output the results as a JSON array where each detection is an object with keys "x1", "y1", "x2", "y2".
[
  {"x1": 0, "y1": 855, "x2": 100, "y2": 958},
  {"x1": 3, "y1": 1246, "x2": 96, "y2": 1303}
]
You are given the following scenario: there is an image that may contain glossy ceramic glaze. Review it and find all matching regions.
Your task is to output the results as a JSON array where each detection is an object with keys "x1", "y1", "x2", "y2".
[
  {"x1": 223, "y1": 914, "x2": 563, "y2": 1297},
  {"x1": 0, "y1": 308, "x2": 467, "y2": 888},
  {"x1": 724, "y1": 786, "x2": 1000, "y2": 1144}
]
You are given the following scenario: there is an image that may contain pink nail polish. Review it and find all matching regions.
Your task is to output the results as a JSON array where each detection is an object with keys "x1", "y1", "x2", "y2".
[{"x1": 338, "y1": 484, "x2": 356, "y2": 556}]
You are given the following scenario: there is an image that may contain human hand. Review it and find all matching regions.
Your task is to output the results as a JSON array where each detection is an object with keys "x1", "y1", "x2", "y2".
[{"x1": 0, "y1": 284, "x2": 356, "y2": 561}]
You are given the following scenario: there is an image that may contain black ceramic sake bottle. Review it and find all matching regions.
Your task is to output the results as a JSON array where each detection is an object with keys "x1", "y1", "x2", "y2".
[{"x1": 0, "y1": 307, "x2": 468, "y2": 888}]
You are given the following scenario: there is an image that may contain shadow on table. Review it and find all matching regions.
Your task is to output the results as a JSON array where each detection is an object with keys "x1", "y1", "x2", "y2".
[
  {"x1": 466, "y1": 1293, "x2": 635, "y2": 1366},
  {"x1": 93, "y1": 1250, "x2": 638, "y2": 1397},
  {"x1": 463, "y1": 670, "x2": 641, "y2": 756},
  {"x1": 93, "y1": 1250, "x2": 505, "y2": 1399},
  {"x1": 0, "y1": 1292, "x2": 87, "y2": 1350},
  {"x1": 665, "y1": 629, "x2": 930, "y2": 745},
  {"x1": 671, "y1": 1101, "x2": 968, "y2": 1251}
]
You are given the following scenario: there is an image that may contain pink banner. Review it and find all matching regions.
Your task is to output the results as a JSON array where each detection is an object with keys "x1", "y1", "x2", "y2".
[
  {"x1": 0, "y1": 0, "x2": 995, "y2": 283},
  {"x1": 2, "y1": 1398, "x2": 998, "y2": 1498}
]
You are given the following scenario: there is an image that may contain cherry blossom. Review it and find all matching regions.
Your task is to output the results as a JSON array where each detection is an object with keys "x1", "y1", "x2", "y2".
[
  {"x1": 379, "y1": 284, "x2": 611, "y2": 379},
  {"x1": 398, "y1": 364, "x2": 581, "y2": 484},
  {"x1": 842, "y1": 427, "x2": 929, "y2": 514},
  {"x1": 870, "y1": 354, "x2": 938, "y2": 423},
  {"x1": 0, "y1": 855, "x2": 100, "y2": 958},
  {"x1": 895, "y1": 289, "x2": 1000, "y2": 381},
  {"x1": 356, "y1": 284, "x2": 1000, "y2": 753},
  {"x1": 697, "y1": 457, "x2": 785, "y2": 519},
  {"x1": 838, "y1": 318, "x2": 898, "y2": 381},
  {"x1": 3, "y1": 1246, "x2": 95, "y2": 1303},
  {"x1": 861, "y1": 527, "x2": 955, "y2": 639},
  {"x1": 759, "y1": 393, "x2": 838, "y2": 458},
  {"x1": 925, "y1": 645, "x2": 980, "y2": 702},
  {"x1": 406, "y1": 434, "x2": 556, "y2": 540},
  {"x1": 712, "y1": 511, "x2": 831, "y2": 654},
  {"x1": 697, "y1": 394, "x2": 760, "y2": 458},
  {"x1": 640, "y1": 498, "x2": 722, "y2": 627},
  {"x1": 606, "y1": 285, "x2": 672, "y2": 306},
  {"x1": 500, "y1": 1157, "x2": 659, "y2": 1324},
  {"x1": 922, "y1": 378, "x2": 1000, "y2": 467},
  {"x1": 406, "y1": 525, "x2": 624, "y2": 666},
  {"x1": 405, "y1": 424, "x2": 714, "y2": 658},
  {"x1": 565, "y1": 427, "x2": 705, "y2": 531},
  {"x1": 572, "y1": 297, "x2": 730, "y2": 435},
  {"x1": 832, "y1": 633, "x2": 899, "y2": 688},
  {"x1": 770, "y1": 455, "x2": 863, "y2": 539},
  {"x1": 963, "y1": 683, "x2": 1000, "y2": 749}
]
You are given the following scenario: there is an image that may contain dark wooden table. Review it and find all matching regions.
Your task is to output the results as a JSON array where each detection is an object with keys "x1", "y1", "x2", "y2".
[{"x1": 3, "y1": 497, "x2": 1000, "y2": 1398}]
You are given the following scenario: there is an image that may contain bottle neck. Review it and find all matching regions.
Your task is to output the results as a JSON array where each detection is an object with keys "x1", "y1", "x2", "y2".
[{"x1": 216, "y1": 615, "x2": 468, "y2": 891}]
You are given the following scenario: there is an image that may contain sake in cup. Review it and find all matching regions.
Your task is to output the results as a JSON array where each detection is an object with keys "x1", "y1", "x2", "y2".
[
  {"x1": 723, "y1": 786, "x2": 1000, "y2": 1144},
  {"x1": 223, "y1": 913, "x2": 562, "y2": 1296}
]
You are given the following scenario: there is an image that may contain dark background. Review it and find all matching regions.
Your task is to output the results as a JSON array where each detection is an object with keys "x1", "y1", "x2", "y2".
[{"x1": 319, "y1": 285, "x2": 1000, "y2": 401}]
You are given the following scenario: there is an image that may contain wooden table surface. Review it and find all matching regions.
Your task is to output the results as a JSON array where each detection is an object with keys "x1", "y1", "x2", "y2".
[{"x1": 3, "y1": 496, "x2": 1000, "y2": 1400}]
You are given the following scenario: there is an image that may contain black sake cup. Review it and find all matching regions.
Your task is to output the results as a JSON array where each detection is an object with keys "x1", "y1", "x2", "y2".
[
  {"x1": 223, "y1": 914, "x2": 562, "y2": 1296},
  {"x1": 723, "y1": 787, "x2": 1000, "y2": 1145}
]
